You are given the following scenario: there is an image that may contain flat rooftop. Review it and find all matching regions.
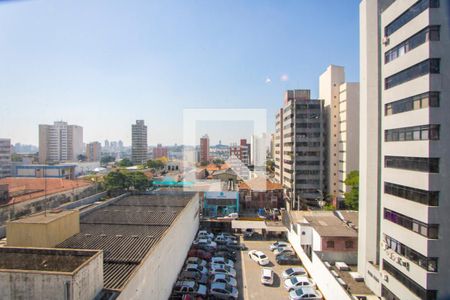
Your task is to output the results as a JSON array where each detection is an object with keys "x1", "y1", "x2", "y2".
[
  {"x1": 58, "y1": 193, "x2": 196, "y2": 291},
  {"x1": 0, "y1": 247, "x2": 99, "y2": 273},
  {"x1": 10, "y1": 210, "x2": 75, "y2": 224}
]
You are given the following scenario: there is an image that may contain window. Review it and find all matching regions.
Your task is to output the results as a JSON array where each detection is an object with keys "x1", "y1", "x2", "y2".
[
  {"x1": 385, "y1": 125, "x2": 440, "y2": 142},
  {"x1": 384, "y1": 209, "x2": 439, "y2": 239},
  {"x1": 326, "y1": 241, "x2": 335, "y2": 248},
  {"x1": 385, "y1": 26, "x2": 440, "y2": 63},
  {"x1": 345, "y1": 241, "x2": 353, "y2": 249},
  {"x1": 385, "y1": 92, "x2": 440, "y2": 116},
  {"x1": 384, "y1": 182, "x2": 439, "y2": 206},
  {"x1": 385, "y1": 59, "x2": 440, "y2": 89},
  {"x1": 385, "y1": 156, "x2": 439, "y2": 173},
  {"x1": 384, "y1": 0, "x2": 440, "y2": 37},
  {"x1": 383, "y1": 260, "x2": 437, "y2": 300}
]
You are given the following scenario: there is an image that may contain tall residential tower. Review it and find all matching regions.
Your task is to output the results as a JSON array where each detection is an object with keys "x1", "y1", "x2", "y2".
[{"x1": 131, "y1": 120, "x2": 148, "y2": 164}]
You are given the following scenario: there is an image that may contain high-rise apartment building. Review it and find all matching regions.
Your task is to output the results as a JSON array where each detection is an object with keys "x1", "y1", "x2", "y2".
[
  {"x1": 86, "y1": 142, "x2": 101, "y2": 162},
  {"x1": 199, "y1": 134, "x2": 209, "y2": 163},
  {"x1": 274, "y1": 90, "x2": 326, "y2": 209},
  {"x1": 38, "y1": 121, "x2": 83, "y2": 163},
  {"x1": 274, "y1": 108, "x2": 284, "y2": 185},
  {"x1": 0, "y1": 138, "x2": 11, "y2": 178},
  {"x1": 230, "y1": 139, "x2": 251, "y2": 166},
  {"x1": 251, "y1": 133, "x2": 269, "y2": 169},
  {"x1": 359, "y1": 1, "x2": 449, "y2": 299},
  {"x1": 131, "y1": 120, "x2": 148, "y2": 164},
  {"x1": 319, "y1": 65, "x2": 360, "y2": 203}
]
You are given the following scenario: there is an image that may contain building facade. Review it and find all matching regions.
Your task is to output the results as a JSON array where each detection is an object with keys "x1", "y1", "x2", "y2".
[
  {"x1": 229, "y1": 139, "x2": 251, "y2": 166},
  {"x1": 131, "y1": 120, "x2": 148, "y2": 164},
  {"x1": 319, "y1": 66, "x2": 360, "y2": 203},
  {"x1": 39, "y1": 121, "x2": 83, "y2": 163},
  {"x1": 274, "y1": 108, "x2": 284, "y2": 186},
  {"x1": 250, "y1": 133, "x2": 269, "y2": 169},
  {"x1": 199, "y1": 134, "x2": 209, "y2": 163},
  {"x1": 0, "y1": 138, "x2": 11, "y2": 178},
  {"x1": 274, "y1": 90, "x2": 326, "y2": 209},
  {"x1": 153, "y1": 143, "x2": 168, "y2": 159},
  {"x1": 86, "y1": 142, "x2": 101, "y2": 162},
  {"x1": 359, "y1": 1, "x2": 450, "y2": 299}
]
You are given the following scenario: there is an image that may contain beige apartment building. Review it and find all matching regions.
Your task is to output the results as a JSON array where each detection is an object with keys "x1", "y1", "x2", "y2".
[
  {"x1": 319, "y1": 65, "x2": 360, "y2": 204},
  {"x1": 0, "y1": 138, "x2": 11, "y2": 178},
  {"x1": 39, "y1": 121, "x2": 83, "y2": 163},
  {"x1": 86, "y1": 142, "x2": 101, "y2": 162},
  {"x1": 359, "y1": 1, "x2": 449, "y2": 299}
]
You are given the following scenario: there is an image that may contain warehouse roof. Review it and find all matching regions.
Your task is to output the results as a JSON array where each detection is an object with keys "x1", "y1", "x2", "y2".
[{"x1": 58, "y1": 193, "x2": 196, "y2": 291}]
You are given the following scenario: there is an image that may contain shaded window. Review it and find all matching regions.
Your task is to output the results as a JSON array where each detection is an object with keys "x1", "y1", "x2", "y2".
[{"x1": 385, "y1": 59, "x2": 440, "y2": 89}]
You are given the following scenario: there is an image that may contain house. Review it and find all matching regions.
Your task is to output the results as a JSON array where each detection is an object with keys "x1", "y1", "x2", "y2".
[{"x1": 238, "y1": 176, "x2": 284, "y2": 209}]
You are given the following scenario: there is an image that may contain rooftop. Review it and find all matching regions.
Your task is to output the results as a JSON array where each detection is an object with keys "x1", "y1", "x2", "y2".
[
  {"x1": 57, "y1": 193, "x2": 196, "y2": 291},
  {"x1": 0, "y1": 247, "x2": 100, "y2": 273},
  {"x1": 10, "y1": 210, "x2": 76, "y2": 224},
  {"x1": 238, "y1": 176, "x2": 283, "y2": 191}
]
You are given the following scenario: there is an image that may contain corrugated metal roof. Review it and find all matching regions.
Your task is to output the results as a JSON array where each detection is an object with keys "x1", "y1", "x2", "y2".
[{"x1": 57, "y1": 193, "x2": 196, "y2": 291}]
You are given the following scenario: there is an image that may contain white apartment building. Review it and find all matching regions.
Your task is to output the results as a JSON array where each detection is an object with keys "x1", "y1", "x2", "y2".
[
  {"x1": 131, "y1": 120, "x2": 148, "y2": 164},
  {"x1": 0, "y1": 138, "x2": 11, "y2": 178},
  {"x1": 359, "y1": 1, "x2": 449, "y2": 299},
  {"x1": 39, "y1": 121, "x2": 83, "y2": 163},
  {"x1": 319, "y1": 65, "x2": 360, "y2": 203},
  {"x1": 274, "y1": 90, "x2": 326, "y2": 209},
  {"x1": 250, "y1": 133, "x2": 269, "y2": 169}
]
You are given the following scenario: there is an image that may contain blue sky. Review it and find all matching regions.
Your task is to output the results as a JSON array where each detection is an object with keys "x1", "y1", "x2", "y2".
[{"x1": 0, "y1": 0, "x2": 359, "y2": 146}]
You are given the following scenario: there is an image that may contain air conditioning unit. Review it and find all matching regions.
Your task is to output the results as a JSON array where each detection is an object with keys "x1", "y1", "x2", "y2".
[
  {"x1": 396, "y1": 257, "x2": 402, "y2": 264},
  {"x1": 383, "y1": 274, "x2": 389, "y2": 282},
  {"x1": 383, "y1": 36, "x2": 390, "y2": 45},
  {"x1": 403, "y1": 261, "x2": 410, "y2": 269}
]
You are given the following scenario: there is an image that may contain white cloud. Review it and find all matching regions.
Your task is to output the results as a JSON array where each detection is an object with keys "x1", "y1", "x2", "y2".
[
  {"x1": 280, "y1": 74, "x2": 289, "y2": 81},
  {"x1": 265, "y1": 77, "x2": 272, "y2": 84}
]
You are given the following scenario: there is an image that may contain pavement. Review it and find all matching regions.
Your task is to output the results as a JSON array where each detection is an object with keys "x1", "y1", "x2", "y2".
[{"x1": 238, "y1": 237, "x2": 303, "y2": 300}]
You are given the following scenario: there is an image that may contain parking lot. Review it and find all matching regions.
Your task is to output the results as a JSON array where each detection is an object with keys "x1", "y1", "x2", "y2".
[{"x1": 239, "y1": 238, "x2": 305, "y2": 300}]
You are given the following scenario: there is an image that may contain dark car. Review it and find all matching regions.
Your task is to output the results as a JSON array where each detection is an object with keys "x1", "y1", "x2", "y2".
[
  {"x1": 214, "y1": 251, "x2": 236, "y2": 262},
  {"x1": 178, "y1": 271, "x2": 208, "y2": 285},
  {"x1": 215, "y1": 245, "x2": 237, "y2": 255},
  {"x1": 276, "y1": 253, "x2": 302, "y2": 265},
  {"x1": 188, "y1": 249, "x2": 212, "y2": 261},
  {"x1": 226, "y1": 243, "x2": 247, "y2": 251}
]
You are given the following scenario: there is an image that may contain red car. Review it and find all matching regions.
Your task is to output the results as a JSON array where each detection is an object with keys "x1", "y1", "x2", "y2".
[{"x1": 188, "y1": 249, "x2": 212, "y2": 260}]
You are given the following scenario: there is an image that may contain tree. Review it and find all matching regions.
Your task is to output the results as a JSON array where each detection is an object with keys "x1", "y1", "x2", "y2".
[
  {"x1": 128, "y1": 172, "x2": 150, "y2": 191},
  {"x1": 11, "y1": 153, "x2": 23, "y2": 162},
  {"x1": 146, "y1": 159, "x2": 165, "y2": 169},
  {"x1": 77, "y1": 154, "x2": 87, "y2": 162},
  {"x1": 101, "y1": 155, "x2": 115, "y2": 165},
  {"x1": 266, "y1": 159, "x2": 275, "y2": 173},
  {"x1": 104, "y1": 170, "x2": 129, "y2": 192},
  {"x1": 212, "y1": 158, "x2": 224, "y2": 165},
  {"x1": 344, "y1": 170, "x2": 359, "y2": 210},
  {"x1": 118, "y1": 158, "x2": 133, "y2": 167}
]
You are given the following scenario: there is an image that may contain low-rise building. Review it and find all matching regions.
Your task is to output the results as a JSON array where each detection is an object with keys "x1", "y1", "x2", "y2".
[
  {"x1": 203, "y1": 191, "x2": 239, "y2": 218},
  {"x1": 238, "y1": 176, "x2": 284, "y2": 209},
  {"x1": 15, "y1": 164, "x2": 76, "y2": 179}
]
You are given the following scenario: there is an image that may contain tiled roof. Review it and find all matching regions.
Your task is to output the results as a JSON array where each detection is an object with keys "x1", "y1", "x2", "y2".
[{"x1": 238, "y1": 176, "x2": 283, "y2": 191}]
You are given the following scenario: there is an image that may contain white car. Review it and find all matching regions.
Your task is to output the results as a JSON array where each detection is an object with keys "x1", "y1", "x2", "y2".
[
  {"x1": 185, "y1": 257, "x2": 207, "y2": 267},
  {"x1": 282, "y1": 267, "x2": 307, "y2": 279},
  {"x1": 184, "y1": 264, "x2": 208, "y2": 275},
  {"x1": 215, "y1": 236, "x2": 238, "y2": 245},
  {"x1": 172, "y1": 280, "x2": 207, "y2": 297},
  {"x1": 289, "y1": 287, "x2": 323, "y2": 300},
  {"x1": 217, "y1": 233, "x2": 237, "y2": 241},
  {"x1": 284, "y1": 276, "x2": 316, "y2": 291},
  {"x1": 197, "y1": 230, "x2": 214, "y2": 239},
  {"x1": 210, "y1": 263, "x2": 237, "y2": 277},
  {"x1": 261, "y1": 268, "x2": 274, "y2": 285},
  {"x1": 210, "y1": 273, "x2": 237, "y2": 287},
  {"x1": 274, "y1": 246, "x2": 294, "y2": 256},
  {"x1": 209, "y1": 282, "x2": 239, "y2": 299},
  {"x1": 211, "y1": 256, "x2": 235, "y2": 268},
  {"x1": 248, "y1": 250, "x2": 270, "y2": 265},
  {"x1": 193, "y1": 238, "x2": 217, "y2": 249},
  {"x1": 270, "y1": 241, "x2": 291, "y2": 251}
]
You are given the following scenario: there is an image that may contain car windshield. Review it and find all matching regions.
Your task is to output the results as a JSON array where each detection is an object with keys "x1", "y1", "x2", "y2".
[
  {"x1": 224, "y1": 284, "x2": 233, "y2": 293},
  {"x1": 286, "y1": 268, "x2": 294, "y2": 274},
  {"x1": 260, "y1": 254, "x2": 267, "y2": 259},
  {"x1": 295, "y1": 289, "x2": 305, "y2": 296},
  {"x1": 291, "y1": 277, "x2": 298, "y2": 284}
]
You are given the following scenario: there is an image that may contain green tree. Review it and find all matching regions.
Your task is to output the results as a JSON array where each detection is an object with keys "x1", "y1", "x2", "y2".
[
  {"x1": 146, "y1": 159, "x2": 165, "y2": 169},
  {"x1": 100, "y1": 155, "x2": 115, "y2": 165},
  {"x1": 344, "y1": 170, "x2": 359, "y2": 210},
  {"x1": 11, "y1": 153, "x2": 23, "y2": 162},
  {"x1": 104, "y1": 170, "x2": 129, "y2": 192},
  {"x1": 128, "y1": 172, "x2": 150, "y2": 191},
  {"x1": 266, "y1": 159, "x2": 275, "y2": 173},
  {"x1": 118, "y1": 158, "x2": 133, "y2": 167}
]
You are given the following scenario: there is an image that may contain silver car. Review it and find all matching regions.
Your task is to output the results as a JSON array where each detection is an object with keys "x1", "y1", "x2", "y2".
[{"x1": 209, "y1": 282, "x2": 238, "y2": 299}]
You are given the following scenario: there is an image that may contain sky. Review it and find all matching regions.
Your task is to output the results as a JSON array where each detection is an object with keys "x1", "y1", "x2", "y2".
[{"x1": 0, "y1": 0, "x2": 360, "y2": 146}]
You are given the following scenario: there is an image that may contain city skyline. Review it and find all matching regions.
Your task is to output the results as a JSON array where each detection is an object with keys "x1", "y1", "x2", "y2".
[{"x1": 0, "y1": 0, "x2": 359, "y2": 145}]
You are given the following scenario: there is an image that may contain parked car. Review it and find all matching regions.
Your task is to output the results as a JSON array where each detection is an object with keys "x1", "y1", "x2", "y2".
[
  {"x1": 274, "y1": 246, "x2": 294, "y2": 256},
  {"x1": 193, "y1": 238, "x2": 217, "y2": 250},
  {"x1": 209, "y1": 282, "x2": 239, "y2": 300},
  {"x1": 214, "y1": 251, "x2": 236, "y2": 262},
  {"x1": 209, "y1": 273, "x2": 237, "y2": 287},
  {"x1": 248, "y1": 250, "x2": 270, "y2": 265},
  {"x1": 209, "y1": 263, "x2": 237, "y2": 277},
  {"x1": 244, "y1": 228, "x2": 255, "y2": 238},
  {"x1": 288, "y1": 287, "x2": 323, "y2": 300},
  {"x1": 172, "y1": 280, "x2": 207, "y2": 298},
  {"x1": 275, "y1": 249, "x2": 295, "y2": 259},
  {"x1": 188, "y1": 249, "x2": 212, "y2": 261},
  {"x1": 282, "y1": 267, "x2": 307, "y2": 279},
  {"x1": 197, "y1": 230, "x2": 214, "y2": 240},
  {"x1": 217, "y1": 232, "x2": 237, "y2": 241},
  {"x1": 269, "y1": 241, "x2": 291, "y2": 251},
  {"x1": 261, "y1": 268, "x2": 274, "y2": 285},
  {"x1": 185, "y1": 257, "x2": 207, "y2": 267},
  {"x1": 215, "y1": 236, "x2": 238, "y2": 245},
  {"x1": 178, "y1": 271, "x2": 208, "y2": 285},
  {"x1": 211, "y1": 256, "x2": 235, "y2": 268},
  {"x1": 284, "y1": 276, "x2": 316, "y2": 291},
  {"x1": 226, "y1": 243, "x2": 247, "y2": 251},
  {"x1": 277, "y1": 254, "x2": 302, "y2": 265},
  {"x1": 184, "y1": 264, "x2": 208, "y2": 275},
  {"x1": 216, "y1": 245, "x2": 237, "y2": 255}
]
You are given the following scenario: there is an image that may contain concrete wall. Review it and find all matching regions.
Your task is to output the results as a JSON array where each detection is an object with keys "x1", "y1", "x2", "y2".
[
  {"x1": 0, "y1": 251, "x2": 103, "y2": 300},
  {"x1": 118, "y1": 193, "x2": 200, "y2": 300},
  {"x1": 288, "y1": 229, "x2": 353, "y2": 300}
]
